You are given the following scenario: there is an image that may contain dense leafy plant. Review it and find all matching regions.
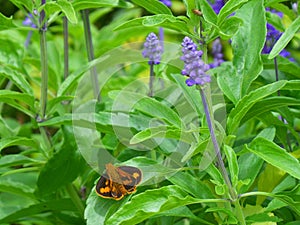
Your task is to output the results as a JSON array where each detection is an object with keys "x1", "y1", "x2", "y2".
[{"x1": 0, "y1": 0, "x2": 300, "y2": 224}]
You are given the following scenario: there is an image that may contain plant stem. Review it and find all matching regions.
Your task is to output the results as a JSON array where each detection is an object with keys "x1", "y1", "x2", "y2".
[
  {"x1": 66, "y1": 183, "x2": 85, "y2": 218},
  {"x1": 148, "y1": 64, "x2": 154, "y2": 97},
  {"x1": 63, "y1": 16, "x2": 69, "y2": 80},
  {"x1": 39, "y1": 0, "x2": 48, "y2": 119},
  {"x1": 81, "y1": 9, "x2": 100, "y2": 101},
  {"x1": 199, "y1": 88, "x2": 236, "y2": 199}
]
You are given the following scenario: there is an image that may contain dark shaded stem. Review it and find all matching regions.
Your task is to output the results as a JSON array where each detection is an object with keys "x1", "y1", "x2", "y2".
[
  {"x1": 274, "y1": 57, "x2": 292, "y2": 151},
  {"x1": 81, "y1": 9, "x2": 100, "y2": 102},
  {"x1": 63, "y1": 16, "x2": 69, "y2": 80},
  {"x1": 148, "y1": 64, "x2": 154, "y2": 97},
  {"x1": 199, "y1": 88, "x2": 237, "y2": 200},
  {"x1": 39, "y1": 0, "x2": 48, "y2": 119}
]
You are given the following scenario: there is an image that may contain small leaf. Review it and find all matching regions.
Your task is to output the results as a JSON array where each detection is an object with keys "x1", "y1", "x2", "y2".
[
  {"x1": 223, "y1": 145, "x2": 239, "y2": 187},
  {"x1": 72, "y1": 0, "x2": 132, "y2": 11},
  {"x1": 57, "y1": 0, "x2": 77, "y2": 24}
]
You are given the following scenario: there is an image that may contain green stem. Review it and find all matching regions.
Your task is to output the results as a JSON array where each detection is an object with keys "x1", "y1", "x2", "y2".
[
  {"x1": 148, "y1": 64, "x2": 154, "y2": 97},
  {"x1": 66, "y1": 183, "x2": 85, "y2": 218},
  {"x1": 63, "y1": 16, "x2": 69, "y2": 80},
  {"x1": 81, "y1": 9, "x2": 100, "y2": 102}
]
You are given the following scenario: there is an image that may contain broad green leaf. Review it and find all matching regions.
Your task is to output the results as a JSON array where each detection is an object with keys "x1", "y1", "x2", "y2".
[
  {"x1": 238, "y1": 127, "x2": 275, "y2": 193},
  {"x1": 246, "y1": 212, "x2": 281, "y2": 223},
  {"x1": 247, "y1": 137, "x2": 300, "y2": 180},
  {"x1": 109, "y1": 90, "x2": 182, "y2": 128},
  {"x1": 115, "y1": 15, "x2": 190, "y2": 35},
  {"x1": 220, "y1": 0, "x2": 265, "y2": 103},
  {"x1": 57, "y1": 0, "x2": 77, "y2": 24},
  {"x1": 0, "y1": 155, "x2": 39, "y2": 167},
  {"x1": 227, "y1": 80, "x2": 286, "y2": 135},
  {"x1": 72, "y1": 0, "x2": 132, "y2": 11},
  {"x1": 199, "y1": 0, "x2": 217, "y2": 26},
  {"x1": 130, "y1": 125, "x2": 196, "y2": 144},
  {"x1": 168, "y1": 171, "x2": 215, "y2": 200},
  {"x1": 0, "y1": 65, "x2": 33, "y2": 95},
  {"x1": 0, "y1": 199, "x2": 77, "y2": 223},
  {"x1": 0, "y1": 173, "x2": 37, "y2": 199},
  {"x1": 0, "y1": 90, "x2": 34, "y2": 109},
  {"x1": 217, "y1": 0, "x2": 249, "y2": 25},
  {"x1": 131, "y1": 0, "x2": 172, "y2": 15},
  {"x1": 36, "y1": 127, "x2": 85, "y2": 197},
  {"x1": 0, "y1": 137, "x2": 38, "y2": 153},
  {"x1": 0, "y1": 13, "x2": 17, "y2": 30},
  {"x1": 269, "y1": 16, "x2": 300, "y2": 59},
  {"x1": 105, "y1": 185, "x2": 226, "y2": 225},
  {"x1": 241, "y1": 96, "x2": 300, "y2": 125}
]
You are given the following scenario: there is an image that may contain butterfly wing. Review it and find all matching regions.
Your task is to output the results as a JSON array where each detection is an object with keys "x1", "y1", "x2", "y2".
[
  {"x1": 95, "y1": 173, "x2": 115, "y2": 199},
  {"x1": 118, "y1": 166, "x2": 142, "y2": 193}
]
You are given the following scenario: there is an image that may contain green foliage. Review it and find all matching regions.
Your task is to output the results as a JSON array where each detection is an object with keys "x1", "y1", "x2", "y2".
[{"x1": 0, "y1": 0, "x2": 300, "y2": 224}]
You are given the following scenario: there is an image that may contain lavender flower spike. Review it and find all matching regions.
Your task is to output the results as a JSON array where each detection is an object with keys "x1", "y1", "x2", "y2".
[
  {"x1": 159, "y1": 0, "x2": 172, "y2": 7},
  {"x1": 210, "y1": 38, "x2": 224, "y2": 68},
  {"x1": 181, "y1": 37, "x2": 210, "y2": 86},
  {"x1": 142, "y1": 32, "x2": 163, "y2": 65}
]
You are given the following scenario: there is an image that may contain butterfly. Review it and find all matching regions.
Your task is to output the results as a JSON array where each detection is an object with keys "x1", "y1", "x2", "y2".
[{"x1": 95, "y1": 163, "x2": 142, "y2": 200}]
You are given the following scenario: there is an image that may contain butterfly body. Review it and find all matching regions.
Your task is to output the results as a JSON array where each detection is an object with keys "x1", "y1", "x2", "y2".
[{"x1": 95, "y1": 163, "x2": 142, "y2": 200}]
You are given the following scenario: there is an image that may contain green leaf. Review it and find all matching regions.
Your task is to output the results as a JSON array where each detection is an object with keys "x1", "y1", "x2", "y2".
[
  {"x1": 0, "y1": 155, "x2": 39, "y2": 167},
  {"x1": 115, "y1": 15, "x2": 190, "y2": 35},
  {"x1": 57, "y1": 0, "x2": 77, "y2": 24},
  {"x1": 241, "y1": 96, "x2": 300, "y2": 125},
  {"x1": 218, "y1": 16, "x2": 243, "y2": 40},
  {"x1": 0, "y1": 199, "x2": 77, "y2": 223},
  {"x1": 0, "y1": 173, "x2": 37, "y2": 199},
  {"x1": 131, "y1": 0, "x2": 172, "y2": 15},
  {"x1": 220, "y1": 0, "x2": 265, "y2": 103},
  {"x1": 72, "y1": 0, "x2": 132, "y2": 11},
  {"x1": 7, "y1": 0, "x2": 34, "y2": 12},
  {"x1": 130, "y1": 125, "x2": 196, "y2": 144},
  {"x1": 223, "y1": 145, "x2": 239, "y2": 187},
  {"x1": 269, "y1": 16, "x2": 300, "y2": 59},
  {"x1": 0, "y1": 13, "x2": 17, "y2": 31},
  {"x1": 36, "y1": 127, "x2": 85, "y2": 197},
  {"x1": 105, "y1": 185, "x2": 226, "y2": 225},
  {"x1": 109, "y1": 90, "x2": 182, "y2": 127},
  {"x1": 247, "y1": 137, "x2": 300, "y2": 180},
  {"x1": 199, "y1": 0, "x2": 217, "y2": 26},
  {"x1": 0, "y1": 65, "x2": 33, "y2": 95},
  {"x1": 0, "y1": 90, "x2": 34, "y2": 109},
  {"x1": 0, "y1": 137, "x2": 38, "y2": 153},
  {"x1": 227, "y1": 80, "x2": 287, "y2": 135}
]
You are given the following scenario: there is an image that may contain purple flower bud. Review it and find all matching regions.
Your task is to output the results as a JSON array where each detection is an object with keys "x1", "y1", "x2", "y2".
[
  {"x1": 142, "y1": 32, "x2": 163, "y2": 65},
  {"x1": 159, "y1": 0, "x2": 172, "y2": 7},
  {"x1": 181, "y1": 37, "x2": 211, "y2": 86},
  {"x1": 23, "y1": 13, "x2": 37, "y2": 28}
]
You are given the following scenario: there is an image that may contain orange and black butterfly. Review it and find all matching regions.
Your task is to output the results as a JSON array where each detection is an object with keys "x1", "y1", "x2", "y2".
[{"x1": 95, "y1": 163, "x2": 142, "y2": 200}]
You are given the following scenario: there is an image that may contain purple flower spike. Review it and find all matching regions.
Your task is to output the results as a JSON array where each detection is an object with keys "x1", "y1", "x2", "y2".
[
  {"x1": 23, "y1": 13, "x2": 37, "y2": 28},
  {"x1": 209, "y1": 0, "x2": 225, "y2": 14},
  {"x1": 142, "y1": 32, "x2": 163, "y2": 65},
  {"x1": 210, "y1": 38, "x2": 224, "y2": 68},
  {"x1": 181, "y1": 37, "x2": 211, "y2": 86},
  {"x1": 159, "y1": 0, "x2": 172, "y2": 7}
]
